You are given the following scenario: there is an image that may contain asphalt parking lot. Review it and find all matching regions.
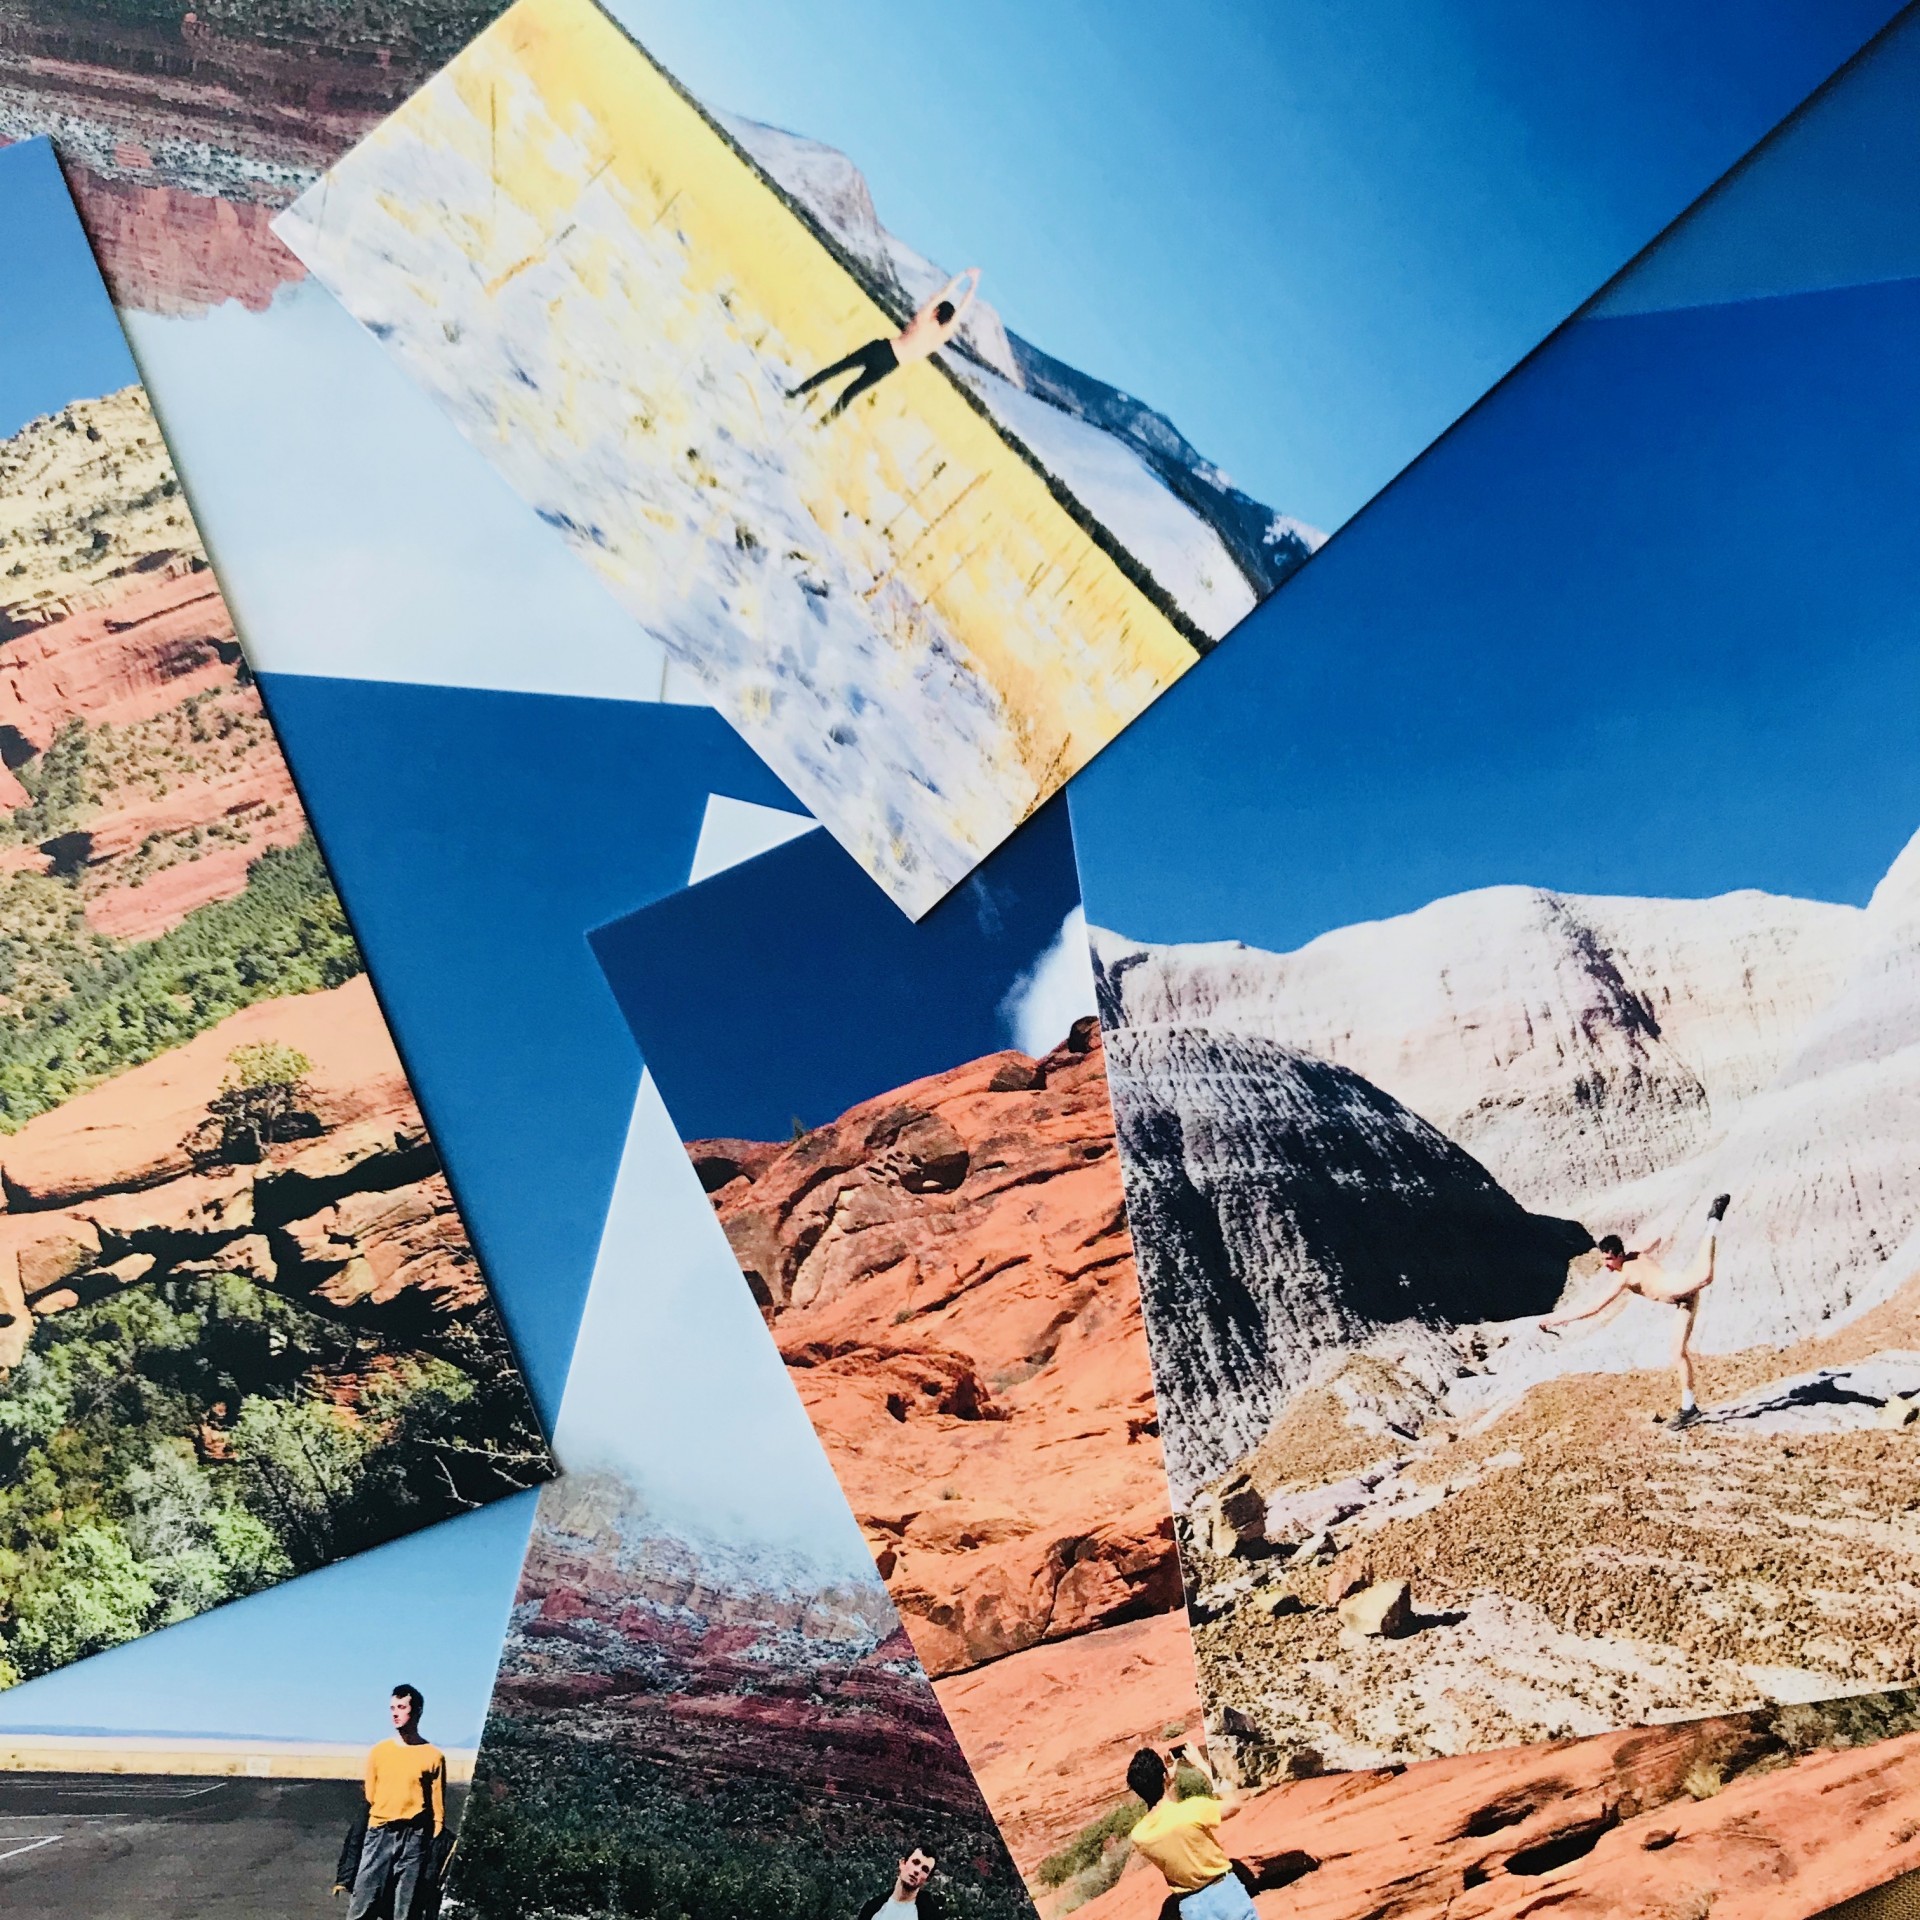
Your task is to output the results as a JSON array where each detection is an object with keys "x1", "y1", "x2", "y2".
[{"x1": 0, "y1": 1771, "x2": 465, "y2": 1919}]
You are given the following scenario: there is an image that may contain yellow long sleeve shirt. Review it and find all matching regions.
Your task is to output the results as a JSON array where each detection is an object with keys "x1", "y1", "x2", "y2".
[{"x1": 365, "y1": 1736, "x2": 447, "y2": 1834}]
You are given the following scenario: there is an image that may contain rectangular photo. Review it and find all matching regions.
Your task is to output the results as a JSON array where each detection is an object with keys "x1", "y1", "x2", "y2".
[
  {"x1": 589, "y1": 804, "x2": 1204, "y2": 1897},
  {"x1": 267, "y1": 0, "x2": 1906, "y2": 917},
  {"x1": 0, "y1": 136, "x2": 551, "y2": 1689},
  {"x1": 273, "y1": 0, "x2": 1238, "y2": 918},
  {"x1": 1060, "y1": 130, "x2": 1920, "y2": 1915}
]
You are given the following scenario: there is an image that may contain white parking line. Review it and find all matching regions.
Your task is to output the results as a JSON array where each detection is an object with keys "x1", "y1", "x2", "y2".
[
  {"x1": 46, "y1": 1781, "x2": 229, "y2": 1801},
  {"x1": 0, "y1": 1835, "x2": 60, "y2": 1864}
]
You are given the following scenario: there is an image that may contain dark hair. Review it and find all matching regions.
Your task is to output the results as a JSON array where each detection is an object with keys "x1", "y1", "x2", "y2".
[
  {"x1": 392, "y1": 1684, "x2": 424, "y2": 1718},
  {"x1": 1126, "y1": 1747, "x2": 1167, "y2": 1807},
  {"x1": 935, "y1": 300, "x2": 956, "y2": 325},
  {"x1": 1596, "y1": 1235, "x2": 1625, "y2": 1259}
]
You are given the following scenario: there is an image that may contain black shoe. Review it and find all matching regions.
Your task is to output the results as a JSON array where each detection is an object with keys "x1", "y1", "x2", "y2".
[
  {"x1": 1667, "y1": 1405, "x2": 1702, "y2": 1430},
  {"x1": 1708, "y1": 1193, "x2": 1731, "y2": 1222}
]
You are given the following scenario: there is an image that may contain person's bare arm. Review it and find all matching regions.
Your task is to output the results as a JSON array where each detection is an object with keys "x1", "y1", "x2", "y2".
[
  {"x1": 1541, "y1": 1277, "x2": 1627, "y2": 1331},
  {"x1": 1171, "y1": 1742, "x2": 1240, "y2": 1812},
  {"x1": 947, "y1": 268, "x2": 981, "y2": 324}
]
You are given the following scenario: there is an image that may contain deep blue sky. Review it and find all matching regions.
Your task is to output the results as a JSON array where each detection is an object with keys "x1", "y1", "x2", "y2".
[
  {"x1": 0, "y1": 139, "x2": 137, "y2": 441},
  {"x1": 1596, "y1": 3, "x2": 1920, "y2": 317},
  {"x1": 1069, "y1": 272, "x2": 1920, "y2": 953},
  {"x1": 594, "y1": 800, "x2": 1081, "y2": 1143},
  {"x1": 615, "y1": 0, "x2": 1903, "y2": 529}
]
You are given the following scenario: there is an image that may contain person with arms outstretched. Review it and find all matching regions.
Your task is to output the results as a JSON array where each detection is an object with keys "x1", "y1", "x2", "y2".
[
  {"x1": 1124, "y1": 1742, "x2": 1255, "y2": 1920},
  {"x1": 789, "y1": 269, "x2": 981, "y2": 422},
  {"x1": 1542, "y1": 1193, "x2": 1732, "y2": 1429}
]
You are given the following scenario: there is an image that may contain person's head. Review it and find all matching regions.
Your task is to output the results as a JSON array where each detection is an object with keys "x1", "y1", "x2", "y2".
[
  {"x1": 1127, "y1": 1747, "x2": 1169, "y2": 1808},
  {"x1": 934, "y1": 301, "x2": 956, "y2": 326},
  {"x1": 390, "y1": 1684, "x2": 424, "y2": 1734},
  {"x1": 897, "y1": 1848, "x2": 936, "y2": 1893},
  {"x1": 1597, "y1": 1234, "x2": 1627, "y2": 1270}
]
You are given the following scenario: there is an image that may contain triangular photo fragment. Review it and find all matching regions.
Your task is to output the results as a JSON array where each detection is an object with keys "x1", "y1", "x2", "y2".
[{"x1": 0, "y1": 139, "x2": 552, "y2": 1692}]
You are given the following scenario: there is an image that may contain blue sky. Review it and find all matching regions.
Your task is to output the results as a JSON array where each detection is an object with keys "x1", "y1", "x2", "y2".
[
  {"x1": 1068, "y1": 270, "x2": 1920, "y2": 954},
  {"x1": 0, "y1": 140, "x2": 137, "y2": 440},
  {"x1": 612, "y1": 0, "x2": 1901, "y2": 529},
  {"x1": 593, "y1": 800, "x2": 1083, "y2": 1144},
  {"x1": 1594, "y1": 4, "x2": 1920, "y2": 319}
]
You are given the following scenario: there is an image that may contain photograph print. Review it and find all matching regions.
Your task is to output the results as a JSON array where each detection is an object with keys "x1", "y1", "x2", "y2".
[
  {"x1": 1065, "y1": 134, "x2": 1920, "y2": 1812},
  {"x1": 0, "y1": 138, "x2": 551, "y2": 1690}
]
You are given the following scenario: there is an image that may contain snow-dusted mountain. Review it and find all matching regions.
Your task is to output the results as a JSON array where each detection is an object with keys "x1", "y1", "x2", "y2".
[
  {"x1": 716, "y1": 113, "x2": 1319, "y2": 631},
  {"x1": 1094, "y1": 824, "x2": 1920, "y2": 1492}
]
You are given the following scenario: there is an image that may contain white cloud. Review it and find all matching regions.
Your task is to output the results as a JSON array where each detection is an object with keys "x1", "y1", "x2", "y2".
[{"x1": 998, "y1": 904, "x2": 1097, "y2": 1058}]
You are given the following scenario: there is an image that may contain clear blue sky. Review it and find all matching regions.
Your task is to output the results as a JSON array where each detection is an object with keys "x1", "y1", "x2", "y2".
[
  {"x1": 1595, "y1": 3, "x2": 1920, "y2": 318},
  {"x1": 0, "y1": 139, "x2": 138, "y2": 440},
  {"x1": 1068, "y1": 271, "x2": 1920, "y2": 953},
  {"x1": 593, "y1": 800, "x2": 1081, "y2": 1143},
  {"x1": 613, "y1": 0, "x2": 1902, "y2": 530}
]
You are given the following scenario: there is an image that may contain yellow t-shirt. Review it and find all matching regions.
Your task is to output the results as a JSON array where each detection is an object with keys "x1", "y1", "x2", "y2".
[
  {"x1": 365, "y1": 1737, "x2": 447, "y2": 1833},
  {"x1": 1129, "y1": 1795, "x2": 1231, "y2": 1893}
]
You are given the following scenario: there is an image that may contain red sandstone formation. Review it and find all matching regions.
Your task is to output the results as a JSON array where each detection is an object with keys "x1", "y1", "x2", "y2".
[
  {"x1": 65, "y1": 172, "x2": 307, "y2": 317},
  {"x1": 1078, "y1": 1717, "x2": 1920, "y2": 1920},
  {"x1": 692, "y1": 1024, "x2": 1184, "y2": 1679},
  {"x1": 690, "y1": 1022, "x2": 1201, "y2": 1873},
  {"x1": 0, "y1": 1, "x2": 482, "y2": 312},
  {"x1": 0, "y1": 568, "x2": 237, "y2": 736},
  {"x1": 0, "y1": 978, "x2": 472, "y2": 1371},
  {"x1": 501, "y1": 1471, "x2": 989, "y2": 1814},
  {"x1": 0, "y1": 567, "x2": 309, "y2": 939}
]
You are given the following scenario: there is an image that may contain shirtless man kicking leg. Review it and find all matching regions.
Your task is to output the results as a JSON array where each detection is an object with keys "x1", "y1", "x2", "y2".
[
  {"x1": 1541, "y1": 1194, "x2": 1732, "y2": 1429},
  {"x1": 789, "y1": 269, "x2": 981, "y2": 422}
]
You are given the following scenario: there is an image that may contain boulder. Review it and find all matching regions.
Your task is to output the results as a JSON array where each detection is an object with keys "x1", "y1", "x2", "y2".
[{"x1": 1337, "y1": 1578, "x2": 1413, "y2": 1639}]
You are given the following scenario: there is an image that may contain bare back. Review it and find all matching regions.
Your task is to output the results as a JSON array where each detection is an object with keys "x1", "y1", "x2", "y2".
[{"x1": 894, "y1": 269, "x2": 980, "y2": 364}]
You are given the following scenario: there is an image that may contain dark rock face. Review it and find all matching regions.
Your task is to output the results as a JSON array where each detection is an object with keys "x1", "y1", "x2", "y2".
[{"x1": 1102, "y1": 1024, "x2": 1590, "y2": 1498}]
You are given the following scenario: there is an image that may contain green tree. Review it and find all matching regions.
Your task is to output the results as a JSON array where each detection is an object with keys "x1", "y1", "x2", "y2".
[
  {"x1": 227, "y1": 1394, "x2": 368, "y2": 1567},
  {"x1": 203, "y1": 1040, "x2": 315, "y2": 1163},
  {"x1": 1, "y1": 1522, "x2": 157, "y2": 1676}
]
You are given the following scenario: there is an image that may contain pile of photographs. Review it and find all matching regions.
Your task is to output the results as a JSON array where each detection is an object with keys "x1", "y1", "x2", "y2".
[{"x1": 3, "y1": 1, "x2": 1919, "y2": 1915}]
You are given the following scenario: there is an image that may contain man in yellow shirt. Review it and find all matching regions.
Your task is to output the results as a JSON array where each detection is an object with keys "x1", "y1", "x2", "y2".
[
  {"x1": 345, "y1": 1684, "x2": 447, "y2": 1920},
  {"x1": 1125, "y1": 1744, "x2": 1257, "y2": 1920}
]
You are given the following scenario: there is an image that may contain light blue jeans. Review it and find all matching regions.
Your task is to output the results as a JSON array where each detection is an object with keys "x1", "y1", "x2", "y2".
[{"x1": 1179, "y1": 1872, "x2": 1258, "y2": 1920}]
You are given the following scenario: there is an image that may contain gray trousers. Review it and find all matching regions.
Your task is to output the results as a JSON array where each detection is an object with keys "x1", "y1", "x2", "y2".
[{"x1": 347, "y1": 1819, "x2": 430, "y2": 1920}]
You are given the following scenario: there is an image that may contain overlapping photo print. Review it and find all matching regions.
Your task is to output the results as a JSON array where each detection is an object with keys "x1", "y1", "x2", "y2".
[{"x1": 0, "y1": 139, "x2": 551, "y2": 1689}]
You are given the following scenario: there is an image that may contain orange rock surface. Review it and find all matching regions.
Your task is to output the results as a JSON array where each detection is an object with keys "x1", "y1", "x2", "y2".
[
  {"x1": 694, "y1": 1025, "x2": 1184, "y2": 1677},
  {"x1": 0, "y1": 979, "x2": 474, "y2": 1372},
  {"x1": 1078, "y1": 1717, "x2": 1920, "y2": 1920},
  {"x1": 935, "y1": 1612, "x2": 1205, "y2": 1880},
  {"x1": 691, "y1": 1022, "x2": 1201, "y2": 1872}
]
